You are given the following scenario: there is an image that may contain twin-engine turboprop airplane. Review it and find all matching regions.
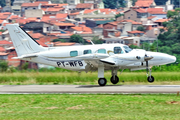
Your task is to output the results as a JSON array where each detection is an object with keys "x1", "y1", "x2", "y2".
[{"x1": 6, "y1": 24, "x2": 176, "y2": 86}]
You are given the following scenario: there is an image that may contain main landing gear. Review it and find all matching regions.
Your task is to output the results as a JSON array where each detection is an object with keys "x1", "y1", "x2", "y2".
[
  {"x1": 97, "y1": 63, "x2": 155, "y2": 86},
  {"x1": 97, "y1": 65, "x2": 120, "y2": 86}
]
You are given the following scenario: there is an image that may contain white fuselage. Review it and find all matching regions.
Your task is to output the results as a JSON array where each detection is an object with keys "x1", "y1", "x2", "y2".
[{"x1": 20, "y1": 44, "x2": 176, "y2": 71}]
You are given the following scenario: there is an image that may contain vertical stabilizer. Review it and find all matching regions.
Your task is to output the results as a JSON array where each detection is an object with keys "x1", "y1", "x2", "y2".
[{"x1": 6, "y1": 24, "x2": 46, "y2": 56}]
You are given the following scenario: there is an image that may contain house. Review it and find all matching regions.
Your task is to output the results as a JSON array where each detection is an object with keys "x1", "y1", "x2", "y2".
[
  {"x1": 69, "y1": 26, "x2": 92, "y2": 34},
  {"x1": 76, "y1": 3, "x2": 94, "y2": 11},
  {"x1": 127, "y1": 30, "x2": 144, "y2": 37},
  {"x1": 0, "y1": 12, "x2": 11, "y2": 21},
  {"x1": 154, "y1": 18, "x2": 169, "y2": 26},
  {"x1": 68, "y1": 12, "x2": 80, "y2": 19},
  {"x1": 28, "y1": 32, "x2": 44, "y2": 40},
  {"x1": 53, "y1": 23, "x2": 75, "y2": 31},
  {"x1": 134, "y1": 0, "x2": 156, "y2": 9},
  {"x1": 11, "y1": 5, "x2": 21, "y2": 15},
  {"x1": 85, "y1": 19, "x2": 114, "y2": 28},
  {"x1": 36, "y1": 40, "x2": 48, "y2": 47},
  {"x1": 103, "y1": 22, "x2": 121, "y2": 38},
  {"x1": 41, "y1": 3, "x2": 58, "y2": 9},
  {"x1": 54, "y1": 42, "x2": 80, "y2": 46},
  {"x1": 124, "y1": 8, "x2": 149, "y2": 22},
  {"x1": 8, "y1": 15, "x2": 20, "y2": 23},
  {"x1": 25, "y1": 9, "x2": 44, "y2": 18},
  {"x1": 0, "y1": 52, "x2": 8, "y2": 61},
  {"x1": 39, "y1": 36, "x2": 58, "y2": 44},
  {"x1": 147, "y1": 8, "x2": 167, "y2": 19},
  {"x1": 66, "y1": 0, "x2": 80, "y2": 5},
  {"x1": 84, "y1": 0, "x2": 104, "y2": 8},
  {"x1": 0, "y1": 40, "x2": 13, "y2": 48},
  {"x1": 76, "y1": 9, "x2": 118, "y2": 21},
  {"x1": 123, "y1": 37, "x2": 140, "y2": 46},
  {"x1": 13, "y1": 0, "x2": 30, "y2": 6},
  {"x1": 6, "y1": 47, "x2": 21, "y2": 67},
  {"x1": 56, "y1": 13, "x2": 68, "y2": 20},
  {"x1": 21, "y1": 21, "x2": 53, "y2": 33},
  {"x1": 45, "y1": 7, "x2": 65, "y2": 15},
  {"x1": 103, "y1": 38, "x2": 124, "y2": 44},
  {"x1": 0, "y1": 47, "x2": 6, "y2": 52},
  {"x1": 21, "y1": 2, "x2": 48, "y2": 16}
]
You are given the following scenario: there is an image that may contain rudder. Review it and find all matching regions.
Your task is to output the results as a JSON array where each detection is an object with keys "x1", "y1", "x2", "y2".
[{"x1": 6, "y1": 24, "x2": 46, "y2": 56}]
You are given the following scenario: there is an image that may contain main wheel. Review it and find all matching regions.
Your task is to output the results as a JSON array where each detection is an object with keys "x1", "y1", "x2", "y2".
[
  {"x1": 110, "y1": 75, "x2": 119, "y2": 84},
  {"x1": 98, "y1": 78, "x2": 107, "y2": 86},
  {"x1": 147, "y1": 76, "x2": 154, "y2": 83}
]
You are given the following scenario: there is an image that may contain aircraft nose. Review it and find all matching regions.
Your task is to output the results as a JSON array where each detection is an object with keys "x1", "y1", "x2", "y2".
[
  {"x1": 146, "y1": 51, "x2": 176, "y2": 65},
  {"x1": 168, "y1": 55, "x2": 176, "y2": 63}
]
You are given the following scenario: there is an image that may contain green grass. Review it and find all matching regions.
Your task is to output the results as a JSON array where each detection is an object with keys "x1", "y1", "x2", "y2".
[
  {"x1": 0, "y1": 72, "x2": 180, "y2": 85},
  {"x1": 0, "y1": 94, "x2": 180, "y2": 119}
]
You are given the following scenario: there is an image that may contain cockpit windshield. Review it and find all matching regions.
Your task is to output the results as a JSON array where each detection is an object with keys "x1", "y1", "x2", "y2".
[{"x1": 123, "y1": 46, "x2": 133, "y2": 53}]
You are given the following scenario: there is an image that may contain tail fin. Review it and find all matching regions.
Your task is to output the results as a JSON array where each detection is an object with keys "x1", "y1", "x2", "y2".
[{"x1": 6, "y1": 24, "x2": 46, "y2": 56}]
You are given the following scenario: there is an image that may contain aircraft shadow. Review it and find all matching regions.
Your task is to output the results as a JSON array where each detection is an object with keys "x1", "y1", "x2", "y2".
[{"x1": 77, "y1": 85, "x2": 124, "y2": 88}]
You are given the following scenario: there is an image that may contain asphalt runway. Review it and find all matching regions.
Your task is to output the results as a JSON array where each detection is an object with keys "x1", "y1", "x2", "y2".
[{"x1": 0, "y1": 85, "x2": 180, "y2": 94}]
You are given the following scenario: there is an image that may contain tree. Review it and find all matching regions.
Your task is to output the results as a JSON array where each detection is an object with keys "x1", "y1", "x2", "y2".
[
  {"x1": 0, "y1": 60, "x2": 8, "y2": 72},
  {"x1": 154, "y1": 0, "x2": 168, "y2": 5},
  {"x1": 157, "y1": 8, "x2": 180, "y2": 63},
  {"x1": 131, "y1": 0, "x2": 137, "y2": 6},
  {"x1": 92, "y1": 36, "x2": 103, "y2": 44},
  {"x1": 52, "y1": 39, "x2": 66, "y2": 42},
  {"x1": 137, "y1": 26, "x2": 145, "y2": 32},
  {"x1": 69, "y1": 34, "x2": 85, "y2": 44},
  {"x1": 103, "y1": 0, "x2": 125, "y2": 9},
  {"x1": 115, "y1": 13, "x2": 124, "y2": 19},
  {"x1": 0, "y1": 0, "x2": 6, "y2": 7},
  {"x1": 11, "y1": 0, "x2": 14, "y2": 6},
  {"x1": 129, "y1": 44, "x2": 140, "y2": 49}
]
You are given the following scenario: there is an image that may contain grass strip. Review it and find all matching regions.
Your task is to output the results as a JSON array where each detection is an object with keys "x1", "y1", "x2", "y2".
[
  {"x1": 0, "y1": 72, "x2": 180, "y2": 85},
  {"x1": 0, "y1": 94, "x2": 180, "y2": 120}
]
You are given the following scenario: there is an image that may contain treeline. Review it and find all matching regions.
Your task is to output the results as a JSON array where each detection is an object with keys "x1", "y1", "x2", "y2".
[{"x1": 157, "y1": 8, "x2": 180, "y2": 63}]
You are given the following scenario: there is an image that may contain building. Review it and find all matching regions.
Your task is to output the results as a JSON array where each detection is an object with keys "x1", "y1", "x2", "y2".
[{"x1": 66, "y1": 0, "x2": 80, "y2": 5}]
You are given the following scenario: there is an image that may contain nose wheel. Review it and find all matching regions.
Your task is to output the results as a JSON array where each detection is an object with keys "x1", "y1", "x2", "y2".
[
  {"x1": 110, "y1": 75, "x2": 119, "y2": 84},
  {"x1": 147, "y1": 76, "x2": 154, "y2": 83}
]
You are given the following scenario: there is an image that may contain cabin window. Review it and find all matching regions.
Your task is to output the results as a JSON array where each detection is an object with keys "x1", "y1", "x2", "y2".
[
  {"x1": 70, "y1": 51, "x2": 78, "y2": 57},
  {"x1": 114, "y1": 47, "x2": 123, "y2": 54},
  {"x1": 98, "y1": 49, "x2": 106, "y2": 54},
  {"x1": 84, "y1": 50, "x2": 92, "y2": 54},
  {"x1": 123, "y1": 46, "x2": 132, "y2": 53}
]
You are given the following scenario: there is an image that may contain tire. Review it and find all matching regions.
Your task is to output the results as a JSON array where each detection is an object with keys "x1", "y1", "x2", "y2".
[
  {"x1": 110, "y1": 75, "x2": 119, "y2": 84},
  {"x1": 147, "y1": 76, "x2": 154, "y2": 83},
  {"x1": 98, "y1": 78, "x2": 107, "y2": 86}
]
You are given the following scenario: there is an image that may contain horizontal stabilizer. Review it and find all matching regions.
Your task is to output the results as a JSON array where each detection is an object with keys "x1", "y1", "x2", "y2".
[{"x1": 12, "y1": 54, "x2": 38, "y2": 59}]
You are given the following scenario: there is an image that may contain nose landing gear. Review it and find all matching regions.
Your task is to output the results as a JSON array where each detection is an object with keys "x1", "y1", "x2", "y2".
[
  {"x1": 146, "y1": 66, "x2": 155, "y2": 83},
  {"x1": 110, "y1": 75, "x2": 119, "y2": 84}
]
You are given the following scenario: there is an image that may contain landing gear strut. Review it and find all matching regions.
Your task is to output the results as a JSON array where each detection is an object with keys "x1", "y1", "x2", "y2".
[
  {"x1": 146, "y1": 63, "x2": 154, "y2": 83},
  {"x1": 98, "y1": 64, "x2": 107, "y2": 86}
]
